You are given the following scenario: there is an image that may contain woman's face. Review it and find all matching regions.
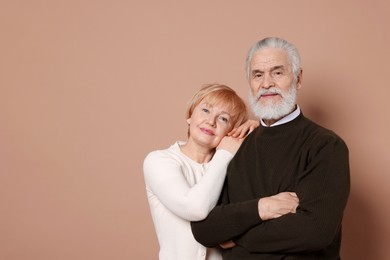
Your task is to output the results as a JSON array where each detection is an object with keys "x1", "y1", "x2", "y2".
[{"x1": 187, "y1": 100, "x2": 234, "y2": 149}]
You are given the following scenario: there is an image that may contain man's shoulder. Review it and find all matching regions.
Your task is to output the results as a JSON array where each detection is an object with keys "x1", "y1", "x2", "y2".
[{"x1": 301, "y1": 116, "x2": 348, "y2": 148}]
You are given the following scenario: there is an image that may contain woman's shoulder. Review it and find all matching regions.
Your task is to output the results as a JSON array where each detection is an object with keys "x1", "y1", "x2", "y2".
[
  {"x1": 143, "y1": 142, "x2": 189, "y2": 180},
  {"x1": 144, "y1": 142, "x2": 184, "y2": 163}
]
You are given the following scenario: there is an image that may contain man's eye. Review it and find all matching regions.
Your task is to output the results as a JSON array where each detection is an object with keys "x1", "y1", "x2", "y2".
[{"x1": 202, "y1": 108, "x2": 209, "y2": 113}]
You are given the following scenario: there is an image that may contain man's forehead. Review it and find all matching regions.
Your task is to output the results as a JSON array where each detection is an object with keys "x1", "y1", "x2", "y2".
[{"x1": 250, "y1": 49, "x2": 290, "y2": 70}]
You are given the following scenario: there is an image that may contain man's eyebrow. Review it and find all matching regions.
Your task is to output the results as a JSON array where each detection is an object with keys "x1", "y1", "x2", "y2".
[
  {"x1": 251, "y1": 65, "x2": 286, "y2": 75},
  {"x1": 270, "y1": 65, "x2": 285, "y2": 71},
  {"x1": 251, "y1": 69, "x2": 263, "y2": 75}
]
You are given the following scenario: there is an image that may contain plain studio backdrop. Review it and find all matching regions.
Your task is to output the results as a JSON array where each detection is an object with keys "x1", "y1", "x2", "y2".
[{"x1": 1, "y1": 0, "x2": 389, "y2": 259}]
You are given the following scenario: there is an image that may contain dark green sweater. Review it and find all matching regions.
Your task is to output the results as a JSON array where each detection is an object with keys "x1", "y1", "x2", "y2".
[{"x1": 191, "y1": 113, "x2": 350, "y2": 259}]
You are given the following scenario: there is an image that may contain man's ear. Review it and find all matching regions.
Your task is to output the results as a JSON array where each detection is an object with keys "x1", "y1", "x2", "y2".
[
  {"x1": 296, "y1": 68, "x2": 303, "y2": 89},
  {"x1": 186, "y1": 118, "x2": 191, "y2": 124}
]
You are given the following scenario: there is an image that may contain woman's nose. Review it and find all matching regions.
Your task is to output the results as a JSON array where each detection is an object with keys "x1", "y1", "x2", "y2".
[{"x1": 207, "y1": 116, "x2": 216, "y2": 127}]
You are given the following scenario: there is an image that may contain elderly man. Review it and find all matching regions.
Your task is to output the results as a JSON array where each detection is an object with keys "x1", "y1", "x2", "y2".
[{"x1": 191, "y1": 37, "x2": 350, "y2": 259}]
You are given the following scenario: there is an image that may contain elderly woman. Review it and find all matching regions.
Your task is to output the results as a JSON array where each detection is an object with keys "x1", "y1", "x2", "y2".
[{"x1": 143, "y1": 84, "x2": 297, "y2": 260}]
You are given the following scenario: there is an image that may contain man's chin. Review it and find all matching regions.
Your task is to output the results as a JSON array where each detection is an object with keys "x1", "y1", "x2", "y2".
[
  {"x1": 259, "y1": 96, "x2": 281, "y2": 104},
  {"x1": 254, "y1": 104, "x2": 294, "y2": 120}
]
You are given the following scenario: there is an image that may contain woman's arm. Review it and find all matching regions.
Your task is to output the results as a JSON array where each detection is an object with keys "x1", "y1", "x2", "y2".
[{"x1": 143, "y1": 149, "x2": 234, "y2": 221}]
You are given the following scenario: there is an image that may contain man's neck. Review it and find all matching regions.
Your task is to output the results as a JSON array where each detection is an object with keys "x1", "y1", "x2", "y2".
[
  {"x1": 263, "y1": 118, "x2": 279, "y2": 127},
  {"x1": 261, "y1": 105, "x2": 298, "y2": 127}
]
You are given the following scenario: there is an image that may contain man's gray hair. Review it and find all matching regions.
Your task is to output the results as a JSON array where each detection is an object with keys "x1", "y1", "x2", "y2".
[{"x1": 245, "y1": 37, "x2": 301, "y2": 81}]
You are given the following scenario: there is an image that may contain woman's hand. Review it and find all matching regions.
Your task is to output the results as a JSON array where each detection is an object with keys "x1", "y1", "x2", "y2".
[
  {"x1": 228, "y1": 119, "x2": 259, "y2": 138},
  {"x1": 217, "y1": 136, "x2": 243, "y2": 155},
  {"x1": 218, "y1": 119, "x2": 259, "y2": 154}
]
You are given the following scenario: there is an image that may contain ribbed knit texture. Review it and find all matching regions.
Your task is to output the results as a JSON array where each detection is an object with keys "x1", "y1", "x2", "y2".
[{"x1": 191, "y1": 113, "x2": 350, "y2": 259}]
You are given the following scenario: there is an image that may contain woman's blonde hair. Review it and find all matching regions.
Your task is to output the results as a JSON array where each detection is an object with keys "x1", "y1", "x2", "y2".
[{"x1": 185, "y1": 84, "x2": 248, "y2": 130}]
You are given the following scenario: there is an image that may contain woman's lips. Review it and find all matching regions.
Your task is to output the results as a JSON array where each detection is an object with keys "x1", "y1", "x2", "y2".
[{"x1": 200, "y1": 128, "x2": 215, "y2": 136}]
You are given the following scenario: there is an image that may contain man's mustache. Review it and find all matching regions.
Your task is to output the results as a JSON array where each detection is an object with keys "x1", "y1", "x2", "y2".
[{"x1": 255, "y1": 88, "x2": 283, "y2": 100}]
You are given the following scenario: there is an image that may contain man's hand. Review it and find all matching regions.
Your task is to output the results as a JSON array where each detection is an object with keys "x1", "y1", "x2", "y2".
[
  {"x1": 258, "y1": 192, "x2": 299, "y2": 221},
  {"x1": 220, "y1": 240, "x2": 236, "y2": 249}
]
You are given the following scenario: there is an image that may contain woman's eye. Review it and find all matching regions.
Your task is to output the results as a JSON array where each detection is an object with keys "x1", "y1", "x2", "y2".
[
  {"x1": 202, "y1": 108, "x2": 209, "y2": 113},
  {"x1": 219, "y1": 117, "x2": 229, "y2": 123}
]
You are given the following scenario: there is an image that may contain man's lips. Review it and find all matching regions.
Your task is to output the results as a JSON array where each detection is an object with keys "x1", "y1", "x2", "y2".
[
  {"x1": 200, "y1": 128, "x2": 215, "y2": 136},
  {"x1": 261, "y1": 92, "x2": 279, "y2": 97},
  {"x1": 258, "y1": 92, "x2": 280, "y2": 100}
]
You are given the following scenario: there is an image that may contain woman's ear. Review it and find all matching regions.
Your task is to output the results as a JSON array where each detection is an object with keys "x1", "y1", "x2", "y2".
[
  {"x1": 186, "y1": 118, "x2": 191, "y2": 125},
  {"x1": 296, "y1": 68, "x2": 303, "y2": 89}
]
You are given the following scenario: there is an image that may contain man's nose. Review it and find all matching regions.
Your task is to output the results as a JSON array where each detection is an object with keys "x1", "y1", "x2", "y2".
[{"x1": 262, "y1": 74, "x2": 275, "y2": 89}]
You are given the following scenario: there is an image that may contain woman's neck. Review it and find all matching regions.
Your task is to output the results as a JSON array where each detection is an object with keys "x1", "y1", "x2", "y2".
[{"x1": 179, "y1": 142, "x2": 215, "y2": 164}]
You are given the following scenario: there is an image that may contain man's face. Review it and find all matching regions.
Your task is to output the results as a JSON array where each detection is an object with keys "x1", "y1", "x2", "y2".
[{"x1": 248, "y1": 47, "x2": 300, "y2": 120}]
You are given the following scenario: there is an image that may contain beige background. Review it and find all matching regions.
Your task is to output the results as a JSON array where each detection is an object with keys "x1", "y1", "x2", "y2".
[{"x1": 1, "y1": 0, "x2": 389, "y2": 259}]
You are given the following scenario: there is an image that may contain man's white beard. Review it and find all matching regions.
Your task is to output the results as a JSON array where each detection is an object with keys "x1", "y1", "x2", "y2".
[{"x1": 249, "y1": 84, "x2": 297, "y2": 120}]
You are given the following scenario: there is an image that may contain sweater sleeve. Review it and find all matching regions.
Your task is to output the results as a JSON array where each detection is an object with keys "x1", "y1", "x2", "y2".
[
  {"x1": 191, "y1": 197, "x2": 262, "y2": 247},
  {"x1": 143, "y1": 148, "x2": 233, "y2": 221},
  {"x1": 234, "y1": 136, "x2": 350, "y2": 253}
]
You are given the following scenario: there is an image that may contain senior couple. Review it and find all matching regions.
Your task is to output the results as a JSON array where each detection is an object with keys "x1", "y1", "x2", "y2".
[{"x1": 143, "y1": 37, "x2": 350, "y2": 260}]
